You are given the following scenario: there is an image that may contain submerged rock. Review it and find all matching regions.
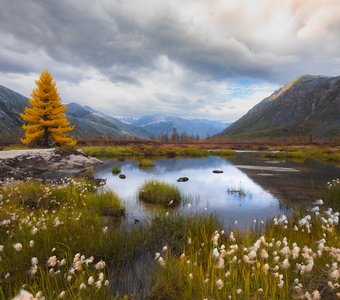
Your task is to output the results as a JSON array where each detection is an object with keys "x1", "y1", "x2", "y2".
[
  {"x1": 177, "y1": 177, "x2": 189, "y2": 182},
  {"x1": 213, "y1": 170, "x2": 224, "y2": 174},
  {"x1": 119, "y1": 174, "x2": 126, "y2": 179}
]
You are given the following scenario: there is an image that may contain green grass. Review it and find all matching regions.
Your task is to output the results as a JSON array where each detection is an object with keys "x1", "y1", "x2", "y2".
[
  {"x1": 111, "y1": 167, "x2": 121, "y2": 175},
  {"x1": 322, "y1": 179, "x2": 340, "y2": 209},
  {"x1": 264, "y1": 146, "x2": 340, "y2": 162},
  {"x1": 150, "y1": 203, "x2": 340, "y2": 299},
  {"x1": 139, "y1": 180, "x2": 181, "y2": 207},
  {"x1": 0, "y1": 177, "x2": 339, "y2": 299},
  {"x1": 138, "y1": 159, "x2": 155, "y2": 168},
  {"x1": 210, "y1": 149, "x2": 236, "y2": 157}
]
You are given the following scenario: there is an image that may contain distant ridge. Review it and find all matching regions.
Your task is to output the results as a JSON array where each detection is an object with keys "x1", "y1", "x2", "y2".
[
  {"x1": 0, "y1": 85, "x2": 146, "y2": 143},
  {"x1": 218, "y1": 75, "x2": 340, "y2": 140},
  {"x1": 0, "y1": 85, "x2": 229, "y2": 143},
  {"x1": 125, "y1": 114, "x2": 229, "y2": 138}
]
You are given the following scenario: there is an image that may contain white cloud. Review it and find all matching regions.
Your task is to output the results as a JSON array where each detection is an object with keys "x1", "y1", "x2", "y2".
[{"x1": 0, "y1": 0, "x2": 338, "y2": 121}]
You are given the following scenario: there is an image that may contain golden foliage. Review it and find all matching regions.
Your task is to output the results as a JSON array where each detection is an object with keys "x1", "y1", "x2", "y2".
[{"x1": 20, "y1": 70, "x2": 76, "y2": 147}]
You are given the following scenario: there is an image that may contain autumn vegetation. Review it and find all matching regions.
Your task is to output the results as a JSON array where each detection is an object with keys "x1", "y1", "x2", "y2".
[{"x1": 20, "y1": 70, "x2": 76, "y2": 147}]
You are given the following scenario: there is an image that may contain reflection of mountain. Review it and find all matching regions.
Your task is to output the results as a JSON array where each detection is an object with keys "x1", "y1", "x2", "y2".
[
  {"x1": 152, "y1": 156, "x2": 230, "y2": 174},
  {"x1": 228, "y1": 154, "x2": 338, "y2": 204}
]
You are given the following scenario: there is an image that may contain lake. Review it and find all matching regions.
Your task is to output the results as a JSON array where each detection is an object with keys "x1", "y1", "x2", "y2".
[{"x1": 94, "y1": 153, "x2": 339, "y2": 229}]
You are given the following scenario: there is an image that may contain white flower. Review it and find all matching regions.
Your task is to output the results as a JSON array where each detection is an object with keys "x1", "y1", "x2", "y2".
[
  {"x1": 263, "y1": 263, "x2": 270, "y2": 274},
  {"x1": 312, "y1": 290, "x2": 320, "y2": 300},
  {"x1": 79, "y1": 283, "x2": 86, "y2": 290},
  {"x1": 95, "y1": 260, "x2": 106, "y2": 270},
  {"x1": 59, "y1": 259, "x2": 66, "y2": 266},
  {"x1": 281, "y1": 258, "x2": 290, "y2": 269},
  {"x1": 260, "y1": 249, "x2": 268, "y2": 259},
  {"x1": 216, "y1": 279, "x2": 224, "y2": 289},
  {"x1": 88, "y1": 276, "x2": 94, "y2": 285},
  {"x1": 47, "y1": 256, "x2": 57, "y2": 267},
  {"x1": 158, "y1": 257, "x2": 166, "y2": 267},
  {"x1": 31, "y1": 257, "x2": 38, "y2": 266},
  {"x1": 154, "y1": 252, "x2": 161, "y2": 260},
  {"x1": 213, "y1": 232, "x2": 220, "y2": 246},
  {"x1": 95, "y1": 280, "x2": 102, "y2": 289},
  {"x1": 99, "y1": 272, "x2": 104, "y2": 282},
  {"x1": 187, "y1": 237, "x2": 192, "y2": 245},
  {"x1": 236, "y1": 288, "x2": 243, "y2": 294},
  {"x1": 248, "y1": 250, "x2": 257, "y2": 260},
  {"x1": 104, "y1": 280, "x2": 109, "y2": 286},
  {"x1": 59, "y1": 291, "x2": 66, "y2": 298},
  {"x1": 13, "y1": 243, "x2": 22, "y2": 251},
  {"x1": 162, "y1": 245, "x2": 168, "y2": 252},
  {"x1": 212, "y1": 248, "x2": 220, "y2": 259},
  {"x1": 29, "y1": 240, "x2": 34, "y2": 248},
  {"x1": 330, "y1": 269, "x2": 340, "y2": 281},
  {"x1": 313, "y1": 199, "x2": 323, "y2": 205},
  {"x1": 102, "y1": 226, "x2": 108, "y2": 234},
  {"x1": 215, "y1": 257, "x2": 225, "y2": 269},
  {"x1": 0, "y1": 245, "x2": 4, "y2": 252},
  {"x1": 11, "y1": 289, "x2": 34, "y2": 300}
]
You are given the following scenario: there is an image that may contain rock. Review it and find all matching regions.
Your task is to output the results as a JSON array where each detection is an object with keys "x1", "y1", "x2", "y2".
[
  {"x1": 213, "y1": 170, "x2": 223, "y2": 174},
  {"x1": 0, "y1": 149, "x2": 102, "y2": 181},
  {"x1": 117, "y1": 157, "x2": 125, "y2": 162},
  {"x1": 177, "y1": 177, "x2": 189, "y2": 182},
  {"x1": 119, "y1": 174, "x2": 126, "y2": 179}
]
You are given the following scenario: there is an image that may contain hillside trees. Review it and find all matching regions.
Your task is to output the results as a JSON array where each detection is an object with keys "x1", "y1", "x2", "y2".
[{"x1": 20, "y1": 70, "x2": 76, "y2": 147}]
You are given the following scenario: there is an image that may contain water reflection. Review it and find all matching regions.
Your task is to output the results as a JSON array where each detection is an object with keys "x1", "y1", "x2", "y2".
[{"x1": 94, "y1": 156, "x2": 287, "y2": 228}]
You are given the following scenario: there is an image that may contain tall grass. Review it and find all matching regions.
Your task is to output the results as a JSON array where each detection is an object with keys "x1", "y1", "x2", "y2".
[
  {"x1": 150, "y1": 204, "x2": 340, "y2": 299},
  {"x1": 139, "y1": 180, "x2": 181, "y2": 207},
  {"x1": 0, "y1": 178, "x2": 339, "y2": 299}
]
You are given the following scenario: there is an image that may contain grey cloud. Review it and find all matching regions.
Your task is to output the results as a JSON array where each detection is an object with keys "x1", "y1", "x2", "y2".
[{"x1": 0, "y1": 0, "x2": 339, "y2": 120}]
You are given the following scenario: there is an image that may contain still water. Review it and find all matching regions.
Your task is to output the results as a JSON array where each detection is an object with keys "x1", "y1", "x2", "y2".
[{"x1": 94, "y1": 154, "x2": 339, "y2": 228}]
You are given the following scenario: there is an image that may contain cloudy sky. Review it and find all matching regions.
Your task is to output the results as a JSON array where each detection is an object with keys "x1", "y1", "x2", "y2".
[{"x1": 0, "y1": 0, "x2": 339, "y2": 121}]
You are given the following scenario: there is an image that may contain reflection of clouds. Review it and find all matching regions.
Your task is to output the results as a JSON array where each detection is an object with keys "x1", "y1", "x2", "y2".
[{"x1": 94, "y1": 156, "x2": 282, "y2": 228}]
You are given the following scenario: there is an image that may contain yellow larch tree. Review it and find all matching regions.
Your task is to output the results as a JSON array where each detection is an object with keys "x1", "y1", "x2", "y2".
[{"x1": 20, "y1": 69, "x2": 77, "y2": 147}]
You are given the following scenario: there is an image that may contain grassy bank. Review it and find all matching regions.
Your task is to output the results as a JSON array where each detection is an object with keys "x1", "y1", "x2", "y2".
[
  {"x1": 81, "y1": 145, "x2": 235, "y2": 159},
  {"x1": 264, "y1": 146, "x2": 340, "y2": 162},
  {"x1": 0, "y1": 178, "x2": 339, "y2": 299},
  {"x1": 150, "y1": 182, "x2": 340, "y2": 299}
]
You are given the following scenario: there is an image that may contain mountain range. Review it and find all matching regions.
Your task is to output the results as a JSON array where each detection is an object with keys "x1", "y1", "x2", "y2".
[
  {"x1": 0, "y1": 85, "x2": 227, "y2": 143},
  {"x1": 117, "y1": 114, "x2": 229, "y2": 138},
  {"x1": 218, "y1": 75, "x2": 340, "y2": 140}
]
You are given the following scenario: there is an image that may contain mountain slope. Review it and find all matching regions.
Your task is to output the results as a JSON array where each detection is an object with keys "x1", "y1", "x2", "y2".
[
  {"x1": 127, "y1": 114, "x2": 228, "y2": 138},
  {"x1": 0, "y1": 86, "x2": 145, "y2": 143},
  {"x1": 0, "y1": 85, "x2": 28, "y2": 143},
  {"x1": 66, "y1": 103, "x2": 148, "y2": 138},
  {"x1": 218, "y1": 75, "x2": 340, "y2": 139}
]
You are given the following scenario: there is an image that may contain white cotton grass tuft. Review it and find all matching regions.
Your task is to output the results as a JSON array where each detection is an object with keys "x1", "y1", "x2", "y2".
[
  {"x1": 216, "y1": 279, "x2": 224, "y2": 289},
  {"x1": 11, "y1": 289, "x2": 34, "y2": 300},
  {"x1": 13, "y1": 243, "x2": 22, "y2": 252}
]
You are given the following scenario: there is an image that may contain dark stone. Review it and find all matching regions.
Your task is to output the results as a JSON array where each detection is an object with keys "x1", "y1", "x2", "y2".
[
  {"x1": 177, "y1": 177, "x2": 189, "y2": 182},
  {"x1": 212, "y1": 170, "x2": 224, "y2": 174},
  {"x1": 119, "y1": 174, "x2": 126, "y2": 179}
]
